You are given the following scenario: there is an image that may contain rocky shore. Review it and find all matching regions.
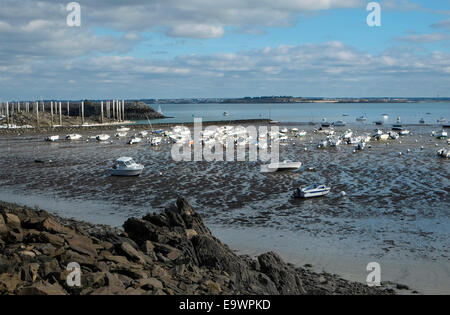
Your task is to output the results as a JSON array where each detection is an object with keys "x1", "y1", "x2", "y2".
[{"x1": 0, "y1": 198, "x2": 408, "y2": 295}]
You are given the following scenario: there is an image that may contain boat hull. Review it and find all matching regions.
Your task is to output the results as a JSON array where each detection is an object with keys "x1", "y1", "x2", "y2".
[
  {"x1": 109, "y1": 169, "x2": 143, "y2": 176},
  {"x1": 295, "y1": 188, "x2": 330, "y2": 198}
]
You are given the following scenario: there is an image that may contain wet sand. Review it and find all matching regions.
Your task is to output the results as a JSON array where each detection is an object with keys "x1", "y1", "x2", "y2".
[{"x1": 0, "y1": 122, "x2": 448, "y2": 294}]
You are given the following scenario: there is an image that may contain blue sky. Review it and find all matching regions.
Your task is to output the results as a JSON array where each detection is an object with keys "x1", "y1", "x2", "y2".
[{"x1": 1, "y1": 0, "x2": 450, "y2": 100}]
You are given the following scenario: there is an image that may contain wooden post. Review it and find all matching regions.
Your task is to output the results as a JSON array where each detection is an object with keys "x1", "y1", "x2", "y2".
[
  {"x1": 122, "y1": 100, "x2": 125, "y2": 121},
  {"x1": 6, "y1": 101, "x2": 9, "y2": 128},
  {"x1": 100, "y1": 101, "x2": 104, "y2": 124},
  {"x1": 17, "y1": 102, "x2": 21, "y2": 113},
  {"x1": 117, "y1": 100, "x2": 121, "y2": 121},
  {"x1": 107, "y1": 101, "x2": 110, "y2": 119},
  {"x1": 36, "y1": 101, "x2": 40, "y2": 128},
  {"x1": 50, "y1": 101, "x2": 54, "y2": 128},
  {"x1": 81, "y1": 101, "x2": 85, "y2": 125},
  {"x1": 59, "y1": 102, "x2": 62, "y2": 126},
  {"x1": 67, "y1": 101, "x2": 70, "y2": 117}
]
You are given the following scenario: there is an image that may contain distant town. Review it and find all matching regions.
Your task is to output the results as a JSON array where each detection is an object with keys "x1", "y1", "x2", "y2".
[{"x1": 142, "y1": 96, "x2": 450, "y2": 104}]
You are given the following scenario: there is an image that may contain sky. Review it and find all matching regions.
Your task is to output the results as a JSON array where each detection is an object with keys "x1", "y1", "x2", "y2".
[{"x1": 1, "y1": 0, "x2": 450, "y2": 100}]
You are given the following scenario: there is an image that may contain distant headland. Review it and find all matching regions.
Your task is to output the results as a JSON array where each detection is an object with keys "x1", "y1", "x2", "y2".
[{"x1": 143, "y1": 96, "x2": 450, "y2": 104}]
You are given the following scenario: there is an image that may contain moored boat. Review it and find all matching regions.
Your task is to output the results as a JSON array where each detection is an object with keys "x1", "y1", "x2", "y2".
[
  {"x1": 109, "y1": 157, "x2": 144, "y2": 176},
  {"x1": 294, "y1": 184, "x2": 331, "y2": 198}
]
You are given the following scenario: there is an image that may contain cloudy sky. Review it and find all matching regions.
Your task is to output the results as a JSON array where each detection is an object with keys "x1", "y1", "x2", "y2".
[{"x1": 1, "y1": 0, "x2": 450, "y2": 100}]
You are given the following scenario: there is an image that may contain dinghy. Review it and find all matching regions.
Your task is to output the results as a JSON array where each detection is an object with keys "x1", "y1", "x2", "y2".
[
  {"x1": 65, "y1": 134, "x2": 82, "y2": 141},
  {"x1": 261, "y1": 160, "x2": 302, "y2": 172},
  {"x1": 96, "y1": 134, "x2": 110, "y2": 141},
  {"x1": 294, "y1": 184, "x2": 331, "y2": 198}
]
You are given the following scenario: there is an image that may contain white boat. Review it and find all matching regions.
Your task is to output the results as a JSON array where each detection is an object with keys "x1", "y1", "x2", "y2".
[
  {"x1": 436, "y1": 130, "x2": 448, "y2": 139},
  {"x1": 356, "y1": 116, "x2": 367, "y2": 122},
  {"x1": 117, "y1": 127, "x2": 130, "y2": 132},
  {"x1": 437, "y1": 117, "x2": 447, "y2": 124},
  {"x1": 223, "y1": 112, "x2": 229, "y2": 116},
  {"x1": 65, "y1": 134, "x2": 82, "y2": 141},
  {"x1": 261, "y1": 160, "x2": 302, "y2": 172},
  {"x1": 291, "y1": 128, "x2": 299, "y2": 133},
  {"x1": 150, "y1": 137, "x2": 162, "y2": 146},
  {"x1": 382, "y1": 114, "x2": 389, "y2": 119},
  {"x1": 333, "y1": 121, "x2": 346, "y2": 127},
  {"x1": 347, "y1": 136, "x2": 362, "y2": 145},
  {"x1": 328, "y1": 137, "x2": 342, "y2": 147},
  {"x1": 437, "y1": 149, "x2": 450, "y2": 158},
  {"x1": 294, "y1": 184, "x2": 331, "y2": 198},
  {"x1": 280, "y1": 128, "x2": 289, "y2": 133},
  {"x1": 342, "y1": 129, "x2": 353, "y2": 139},
  {"x1": 115, "y1": 132, "x2": 127, "y2": 138},
  {"x1": 317, "y1": 139, "x2": 328, "y2": 148},
  {"x1": 96, "y1": 134, "x2": 110, "y2": 141},
  {"x1": 389, "y1": 131, "x2": 399, "y2": 140},
  {"x1": 45, "y1": 135, "x2": 59, "y2": 142},
  {"x1": 356, "y1": 141, "x2": 365, "y2": 150},
  {"x1": 399, "y1": 129, "x2": 410, "y2": 136},
  {"x1": 297, "y1": 130, "x2": 307, "y2": 137},
  {"x1": 139, "y1": 131, "x2": 149, "y2": 137},
  {"x1": 375, "y1": 133, "x2": 389, "y2": 141},
  {"x1": 109, "y1": 157, "x2": 144, "y2": 176},
  {"x1": 127, "y1": 136, "x2": 142, "y2": 145}
]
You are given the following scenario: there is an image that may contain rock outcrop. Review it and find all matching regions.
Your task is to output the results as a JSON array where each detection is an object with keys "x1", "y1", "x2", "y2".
[{"x1": 0, "y1": 199, "x2": 400, "y2": 295}]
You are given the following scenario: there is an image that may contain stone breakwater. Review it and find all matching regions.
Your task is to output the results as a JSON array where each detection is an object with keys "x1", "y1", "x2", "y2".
[{"x1": 0, "y1": 198, "x2": 403, "y2": 295}]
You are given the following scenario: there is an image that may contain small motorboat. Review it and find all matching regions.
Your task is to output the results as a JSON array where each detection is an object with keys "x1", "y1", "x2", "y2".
[
  {"x1": 317, "y1": 139, "x2": 328, "y2": 148},
  {"x1": 328, "y1": 137, "x2": 342, "y2": 147},
  {"x1": 127, "y1": 136, "x2": 142, "y2": 145},
  {"x1": 419, "y1": 118, "x2": 425, "y2": 124},
  {"x1": 139, "y1": 131, "x2": 149, "y2": 137},
  {"x1": 115, "y1": 132, "x2": 127, "y2": 138},
  {"x1": 356, "y1": 141, "x2": 365, "y2": 150},
  {"x1": 297, "y1": 130, "x2": 307, "y2": 137},
  {"x1": 96, "y1": 134, "x2": 110, "y2": 141},
  {"x1": 261, "y1": 160, "x2": 302, "y2": 172},
  {"x1": 280, "y1": 128, "x2": 289, "y2": 133},
  {"x1": 392, "y1": 124, "x2": 404, "y2": 131},
  {"x1": 399, "y1": 129, "x2": 410, "y2": 136},
  {"x1": 436, "y1": 130, "x2": 448, "y2": 139},
  {"x1": 437, "y1": 117, "x2": 447, "y2": 124},
  {"x1": 109, "y1": 157, "x2": 144, "y2": 176},
  {"x1": 150, "y1": 137, "x2": 162, "y2": 146},
  {"x1": 291, "y1": 128, "x2": 299, "y2": 133},
  {"x1": 66, "y1": 134, "x2": 82, "y2": 141},
  {"x1": 117, "y1": 127, "x2": 130, "y2": 132},
  {"x1": 356, "y1": 116, "x2": 367, "y2": 122},
  {"x1": 223, "y1": 112, "x2": 230, "y2": 116},
  {"x1": 389, "y1": 131, "x2": 399, "y2": 140},
  {"x1": 321, "y1": 122, "x2": 331, "y2": 128},
  {"x1": 45, "y1": 135, "x2": 59, "y2": 142},
  {"x1": 374, "y1": 121, "x2": 383, "y2": 126},
  {"x1": 333, "y1": 121, "x2": 346, "y2": 127},
  {"x1": 294, "y1": 184, "x2": 331, "y2": 198},
  {"x1": 437, "y1": 148, "x2": 450, "y2": 158}
]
